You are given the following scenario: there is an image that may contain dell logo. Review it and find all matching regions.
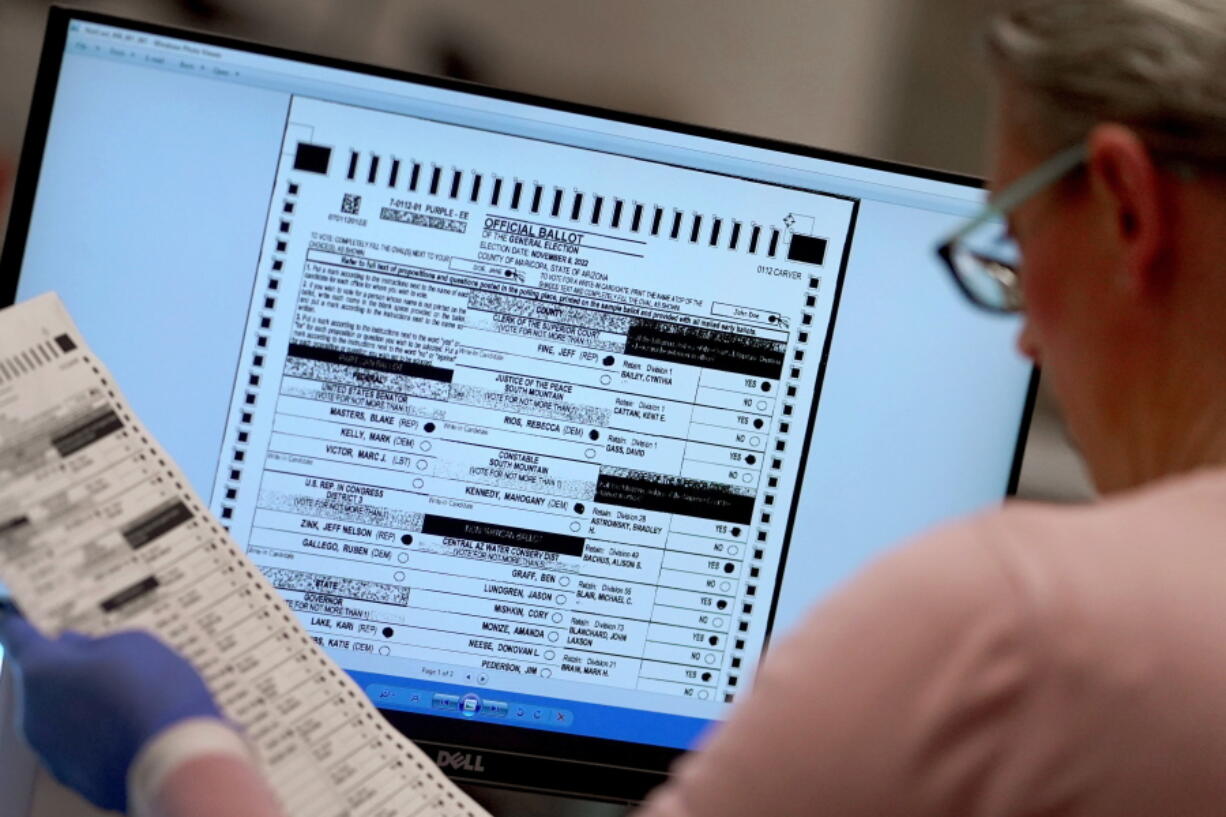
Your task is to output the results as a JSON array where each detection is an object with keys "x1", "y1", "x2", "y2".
[{"x1": 437, "y1": 750, "x2": 486, "y2": 773}]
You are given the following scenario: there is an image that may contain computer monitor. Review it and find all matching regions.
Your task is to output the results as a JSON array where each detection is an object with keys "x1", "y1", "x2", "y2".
[{"x1": 1, "y1": 8, "x2": 1036, "y2": 803}]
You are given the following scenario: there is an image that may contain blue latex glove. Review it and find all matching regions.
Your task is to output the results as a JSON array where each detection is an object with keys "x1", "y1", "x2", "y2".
[{"x1": 0, "y1": 603, "x2": 221, "y2": 813}]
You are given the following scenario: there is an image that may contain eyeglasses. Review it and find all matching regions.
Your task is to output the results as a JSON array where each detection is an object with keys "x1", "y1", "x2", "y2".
[{"x1": 936, "y1": 143, "x2": 1088, "y2": 313}]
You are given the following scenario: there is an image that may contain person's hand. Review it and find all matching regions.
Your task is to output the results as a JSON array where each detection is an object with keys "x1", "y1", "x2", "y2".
[{"x1": 0, "y1": 604, "x2": 222, "y2": 813}]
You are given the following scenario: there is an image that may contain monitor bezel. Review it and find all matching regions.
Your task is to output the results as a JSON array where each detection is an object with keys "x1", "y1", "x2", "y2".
[{"x1": 0, "y1": 6, "x2": 1040, "y2": 804}]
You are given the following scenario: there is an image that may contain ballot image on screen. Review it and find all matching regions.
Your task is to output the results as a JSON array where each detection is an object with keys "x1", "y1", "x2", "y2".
[
  {"x1": 212, "y1": 96, "x2": 856, "y2": 710},
  {"x1": 5, "y1": 11, "x2": 1034, "y2": 800}
]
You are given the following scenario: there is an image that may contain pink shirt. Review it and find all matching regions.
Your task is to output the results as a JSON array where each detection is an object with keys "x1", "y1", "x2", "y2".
[
  {"x1": 638, "y1": 466, "x2": 1226, "y2": 817},
  {"x1": 143, "y1": 467, "x2": 1226, "y2": 817}
]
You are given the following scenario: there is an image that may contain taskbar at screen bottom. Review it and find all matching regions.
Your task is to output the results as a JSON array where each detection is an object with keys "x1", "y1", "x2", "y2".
[
  {"x1": 348, "y1": 670, "x2": 714, "y2": 748},
  {"x1": 349, "y1": 669, "x2": 712, "y2": 802}
]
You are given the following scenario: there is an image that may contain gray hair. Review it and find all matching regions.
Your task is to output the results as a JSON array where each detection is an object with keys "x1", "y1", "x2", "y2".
[{"x1": 986, "y1": 0, "x2": 1226, "y2": 162}]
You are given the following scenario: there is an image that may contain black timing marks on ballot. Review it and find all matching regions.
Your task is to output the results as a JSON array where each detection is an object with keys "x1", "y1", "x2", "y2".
[{"x1": 288, "y1": 140, "x2": 833, "y2": 267}]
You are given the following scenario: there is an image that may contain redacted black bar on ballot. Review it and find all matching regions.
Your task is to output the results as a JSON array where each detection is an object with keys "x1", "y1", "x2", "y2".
[
  {"x1": 100, "y1": 576, "x2": 160, "y2": 613},
  {"x1": 421, "y1": 515, "x2": 585, "y2": 557},
  {"x1": 287, "y1": 343, "x2": 454, "y2": 383},
  {"x1": 122, "y1": 499, "x2": 194, "y2": 550},
  {"x1": 51, "y1": 408, "x2": 124, "y2": 457},
  {"x1": 624, "y1": 319, "x2": 785, "y2": 380},
  {"x1": 0, "y1": 516, "x2": 30, "y2": 537},
  {"x1": 594, "y1": 471, "x2": 756, "y2": 525},
  {"x1": 0, "y1": 516, "x2": 33, "y2": 556}
]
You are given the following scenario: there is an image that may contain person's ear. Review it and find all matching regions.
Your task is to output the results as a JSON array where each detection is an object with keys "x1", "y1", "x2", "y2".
[{"x1": 1085, "y1": 124, "x2": 1169, "y2": 298}]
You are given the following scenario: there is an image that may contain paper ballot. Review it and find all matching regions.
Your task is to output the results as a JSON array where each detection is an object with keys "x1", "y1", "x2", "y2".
[{"x1": 0, "y1": 293, "x2": 489, "y2": 817}]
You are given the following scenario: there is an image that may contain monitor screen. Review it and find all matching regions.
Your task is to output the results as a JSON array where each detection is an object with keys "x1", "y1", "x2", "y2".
[{"x1": 1, "y1": 9, "x2": 1035, "y2": 802}]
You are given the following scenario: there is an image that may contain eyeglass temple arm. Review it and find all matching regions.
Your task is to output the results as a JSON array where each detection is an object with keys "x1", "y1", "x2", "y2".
[{"x1": 940, "y1": 143, "x2": 1089, "y2": 245}]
